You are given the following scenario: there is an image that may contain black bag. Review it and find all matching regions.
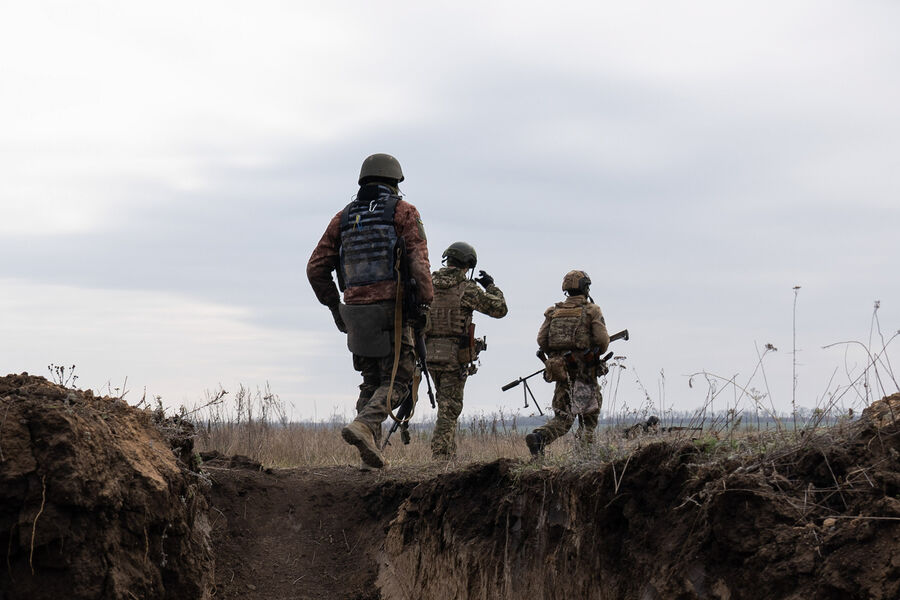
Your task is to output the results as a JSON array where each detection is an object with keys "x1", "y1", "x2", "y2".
[{"x1": 340, "y1": 303, "x2": 393, "y2": 357}]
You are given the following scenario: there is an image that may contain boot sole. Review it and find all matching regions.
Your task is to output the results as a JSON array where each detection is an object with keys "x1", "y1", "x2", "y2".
[{"x1": 341, "y1": 426, "x2": 386, "y2": 469}]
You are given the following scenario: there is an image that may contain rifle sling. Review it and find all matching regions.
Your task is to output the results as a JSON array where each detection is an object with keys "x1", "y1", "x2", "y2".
[{"x1": 385, "y1": 247, "x2": 413, "y2": 425}]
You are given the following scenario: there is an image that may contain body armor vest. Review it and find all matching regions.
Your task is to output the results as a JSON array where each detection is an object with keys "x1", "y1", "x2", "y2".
[
  {"x1": 428, "y1": 281, "x2": 470, "y2": 338},
  {"x1": 338, "y1": 194, "x2": 400, "y2": 289},
  {"x1": 546, "y1": 304, "x2": 591, "y2": 351}
]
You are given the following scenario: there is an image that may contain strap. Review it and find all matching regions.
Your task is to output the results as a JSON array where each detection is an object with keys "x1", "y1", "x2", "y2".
[{"x1": 385, "y1": 246, "x2": 414, "y2": 425}]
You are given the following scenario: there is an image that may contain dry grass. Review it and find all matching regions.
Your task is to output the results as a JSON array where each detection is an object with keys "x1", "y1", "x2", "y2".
[
  {"x1": 193, "y1": 395, "x2": 786, "y2": 469},
  {"x1": 191, "y1": 317, "x2": 898, "y2": 469},
  {"x1": 196, "y1": 415, "x2": 537, "y2": 468}
]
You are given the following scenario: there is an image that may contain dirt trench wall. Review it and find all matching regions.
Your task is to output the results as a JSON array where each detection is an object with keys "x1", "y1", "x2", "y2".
[
  {"x1": 0, "y1": 374, "x2": 213, "y2": 600},
  {"x1": 378, "y1": 396, "x2": 900, "y2": 600}
]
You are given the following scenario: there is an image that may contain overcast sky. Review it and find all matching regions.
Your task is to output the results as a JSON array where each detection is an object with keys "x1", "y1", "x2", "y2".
[{"x1": 2, "y1": 1, "x2": 898, "y2": 422}]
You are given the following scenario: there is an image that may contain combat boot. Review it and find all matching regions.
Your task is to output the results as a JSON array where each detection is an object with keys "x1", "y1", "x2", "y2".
[
  {"x1": 525, "y1": 432, "x2": 545, "y2": 457},
  {"x1": 341, "y1": 420, "x2": 386, "y2": 468}
]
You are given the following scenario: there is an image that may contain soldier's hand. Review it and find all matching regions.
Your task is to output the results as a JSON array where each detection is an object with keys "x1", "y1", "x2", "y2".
[
  {"x1": 475, "y1": 270, "x2": 494, "y2": 288},
  {"x1": 329, "y1": 304, "x2": 347, "y2": 333},
  {"x1": 410, "y1": 311, "x2": 427, "y2": 332}
]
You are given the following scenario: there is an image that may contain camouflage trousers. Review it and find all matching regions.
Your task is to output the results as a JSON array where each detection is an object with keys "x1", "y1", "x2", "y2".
[
  {"x1": 532, "y1": 379, "x2": 602, "y2": 447},
  {"x1": 352, "y1": 326, "x2": 416, "y2": 442},
  {"x1": 430, "y1": 369, "x2": 466, "y2": 458}
]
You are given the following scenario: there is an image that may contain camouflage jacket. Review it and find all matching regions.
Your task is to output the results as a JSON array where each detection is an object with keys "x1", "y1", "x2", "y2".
[
  {"x1": 537, "y1": 295, "x2": 609, "y2": 354},
  {"x1": 429, "y1": 266, "x2": 508, "y2": 335},
  {"x1": 306, "y1": 187, "x2": 433, "y2": 307}
]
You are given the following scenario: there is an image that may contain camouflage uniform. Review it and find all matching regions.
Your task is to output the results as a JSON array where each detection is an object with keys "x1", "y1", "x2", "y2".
[
  {"x1": 427, "y1": 266, "x2": 507, "y2": 458},
  {"x1": 307, "y1": 181, "x2": 432, "y2": 458},
  {"x1": 531, "y1": 295, "x2": 609, "y2": 448}
]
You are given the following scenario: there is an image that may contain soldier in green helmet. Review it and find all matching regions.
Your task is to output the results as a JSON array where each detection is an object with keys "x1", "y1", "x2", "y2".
[
  {"x1": 525, "y1": 270, "x2": 609, "y2": 456},
  {"x1": 307, "y1": 153, "x2": 433, "y2": 469},
  {"x1": 426, "y1": 241, "x2": 508, "y2": 460}
]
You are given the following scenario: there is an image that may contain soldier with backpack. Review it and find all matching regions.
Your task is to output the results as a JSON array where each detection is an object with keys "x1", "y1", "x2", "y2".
[
  {"x1": 525, "y1": 270, "x2": 609, "y2": 456},
  {"x1": 306, "y1": 153, "x2": 433, "y2": 469},
  {"x1": 426, "y1": 242, "x2": 508, "y2": 460}
]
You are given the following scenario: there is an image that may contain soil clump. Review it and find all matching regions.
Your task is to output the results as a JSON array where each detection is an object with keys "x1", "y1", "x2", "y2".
[{"x1": 0, "y1": 374, "x2": 213, "y2": 600}]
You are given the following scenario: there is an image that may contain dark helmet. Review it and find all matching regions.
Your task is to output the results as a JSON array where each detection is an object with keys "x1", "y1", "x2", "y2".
[
  {"x1": 358, "y1": 153, "x2": 404, "y2": 185},
  {"x1": 442, "y1": 242, "x2": 477, "y2": 269},
  {"x1": 562, "y1": 270, "x2": 591, "y2": 295}
]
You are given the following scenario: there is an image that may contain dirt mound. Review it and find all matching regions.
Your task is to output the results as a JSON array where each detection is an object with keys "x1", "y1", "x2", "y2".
[
  {"x1": 379, "y1": 394, "x2": 900, "y2": 600},
  {"x1": 0, "y1": 374, "x2": 213, "y2": 600}
]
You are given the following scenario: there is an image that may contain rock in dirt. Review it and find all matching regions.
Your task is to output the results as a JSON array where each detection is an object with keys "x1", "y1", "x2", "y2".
[{"x1": 0, "y1": 374, "x2": 213, "y2": 600}]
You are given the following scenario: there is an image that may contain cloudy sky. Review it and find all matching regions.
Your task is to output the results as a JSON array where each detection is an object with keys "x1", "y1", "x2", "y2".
[{"x1": 2, "y1": 1, "x2": 898, "y2": 422}]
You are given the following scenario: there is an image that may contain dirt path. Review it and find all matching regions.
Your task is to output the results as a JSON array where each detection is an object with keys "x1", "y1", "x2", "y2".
[{"x1": 203, "y1": 453, "x2": 431, "y2": 600}]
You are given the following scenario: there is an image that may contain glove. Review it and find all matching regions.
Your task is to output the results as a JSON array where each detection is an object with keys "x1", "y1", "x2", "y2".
[
  {"x1": 474, "y1": 270, "x2": 494, "y2": 288},
  {"x1": 329, "y1": 304, "x2": 347, "y2": 333}
]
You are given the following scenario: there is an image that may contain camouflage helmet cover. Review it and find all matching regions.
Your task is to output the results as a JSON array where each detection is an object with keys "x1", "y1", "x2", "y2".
[
  {"x1": 358, "y1": 153, "x2": 404, "y2": 184},
  {"x1": 562, "y1": 269, "x2": 591, "y2": 294},
  {"x1": 442, "y1": 241, "x2": 477, "y2": 269}
]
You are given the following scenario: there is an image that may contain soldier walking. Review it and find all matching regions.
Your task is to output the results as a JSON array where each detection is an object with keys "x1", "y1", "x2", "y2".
[
  {"x1": 526, "y1": 270, "x2": 609, "y2": 456},
  {"x1": 307, "y1": 153, "x2": 433, "y2": 468},
  {"x1": 426, "y1": 242, "x2": 508, "y2": 460}
]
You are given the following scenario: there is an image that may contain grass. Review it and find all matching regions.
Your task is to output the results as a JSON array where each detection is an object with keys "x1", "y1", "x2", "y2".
[
  {"x1": 191, "y1": 387, "x2": 868, "y2": 469},
  {"x1": 188, "y1": 298, "x2": 898, "y2": 469}
]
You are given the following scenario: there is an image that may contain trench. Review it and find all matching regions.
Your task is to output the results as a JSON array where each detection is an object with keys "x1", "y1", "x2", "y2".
[{"x1": 376, "y1": 432, "x2": 900, "y2": 600}]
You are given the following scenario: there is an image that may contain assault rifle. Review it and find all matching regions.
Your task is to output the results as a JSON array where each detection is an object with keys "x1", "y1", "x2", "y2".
[
  {"x1": 396, "y1": 239, "x2": 435, "y2": 409},
  {"x1": 502, "y1": 329, "x2": 630, "y2": 415},
  {"x1": 382, "y1": 275, "x2": 435, "y2": 451},
  {"x1": 404, "y1": 276, "x2": 435, "y2": 410},
  {"x1": 382, "y1": 386, "x2": 415, "y2": 449}
]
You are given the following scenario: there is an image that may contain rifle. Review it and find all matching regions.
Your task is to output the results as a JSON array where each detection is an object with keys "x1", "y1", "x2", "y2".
[
  {"x1": 502, "y1": 328, "x2": 630, "y2": 415},
  {"x1": 404, "y1": 276, "x2": 435, "y2": 409},
  {"x1": 500, "y1": 368, "x2": 545, "y2": 416},
  {"x1": 576, "y1": 328, "x2": 629, "y2": 374},
  {"x1": 382, "y1": 387, "x2": 414, "y2": 449},
  {"x1": 382, "y1": 248, "x2": 436, "y2": 450}
]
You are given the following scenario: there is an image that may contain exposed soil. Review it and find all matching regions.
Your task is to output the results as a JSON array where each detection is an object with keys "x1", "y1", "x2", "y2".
[
  {"x1": 202, "y1": 452, "x2": 431, "y2": 600},
  {"x1": 380, "y1": 394, "x2": 900, "y2": 600},
  {"x1": 3, "y1": 373, "x2": 898, "y2": 600},
  {"x1": 0, "y1": 374, "x2": 212, "y2": 600}
]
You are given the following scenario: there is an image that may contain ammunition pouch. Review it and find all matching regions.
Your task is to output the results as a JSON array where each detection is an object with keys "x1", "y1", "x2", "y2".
[
  {"x1": 426, "y1": 337, "x2": 459, "y2": 366},
  {"x1": 457, "y1": 336, "x2": 486, "y2": 365},
  {"x1": 542, "y1": 356, "x2": 568, "y2": 383},
  {"x1": 340, "y1": 303, "x2": 393, "y2": 358}
]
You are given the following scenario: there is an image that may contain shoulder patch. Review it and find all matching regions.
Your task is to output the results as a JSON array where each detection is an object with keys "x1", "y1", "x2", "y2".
[{"x1": 416, "y1": 217, "x2": 426, "y2": 241}]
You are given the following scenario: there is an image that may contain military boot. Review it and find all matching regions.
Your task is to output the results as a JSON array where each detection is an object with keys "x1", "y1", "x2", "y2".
[
  {"x1": 341, "y1": 420, "x2": 386, "y2": 468},
  {"x1": 525, "y1": 432, "x2": 545, "y2": 457}
]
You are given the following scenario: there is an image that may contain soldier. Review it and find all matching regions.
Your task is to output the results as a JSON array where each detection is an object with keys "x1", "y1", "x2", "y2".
[
  {"x1": 525, "y1": 270, "x2": 609, "y2": 456},
  {"x1": 426, "y1": 242, "x2": 508, "y2": 459},
  {"x1": 307, "y1": 153, "x2": 433, "y2": 469}
]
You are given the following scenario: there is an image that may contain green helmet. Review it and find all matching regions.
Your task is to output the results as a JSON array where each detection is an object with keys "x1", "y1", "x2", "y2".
[
  {"x1": 562, "y1": 270, "x2": 591, "y2": 295},
  {"x1": 442, "y1": 241, "x2": 477, "y2": 269},
  {"x1": 358, "y1": 153, "x2": 404, "y2": 185}
]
